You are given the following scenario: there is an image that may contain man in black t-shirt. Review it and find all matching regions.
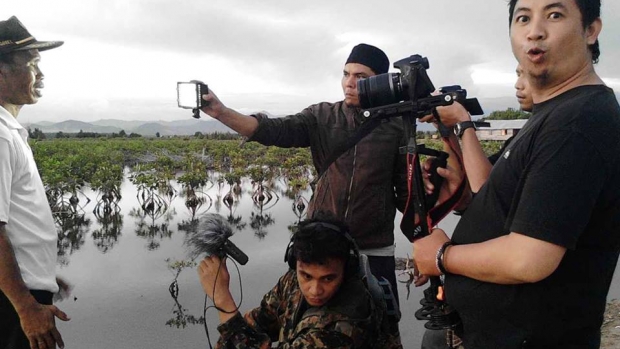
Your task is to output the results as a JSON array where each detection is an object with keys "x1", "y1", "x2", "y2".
[
  {"x1": 413, "y1": 0, "x2": 620, "y2": 348},
  {"x1": 419, "y1": 66, "x2": 533, "y2": 349}
]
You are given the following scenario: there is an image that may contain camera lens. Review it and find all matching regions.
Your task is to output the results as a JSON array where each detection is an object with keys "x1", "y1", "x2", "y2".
[{"x1": 357, "y1": 73, "x2": 403, "y2": 109}]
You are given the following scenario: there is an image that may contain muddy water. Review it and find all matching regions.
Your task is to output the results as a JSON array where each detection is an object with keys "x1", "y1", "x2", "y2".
[{"x1": 52, "y1": 175, "x2": 620, "y2": 349}]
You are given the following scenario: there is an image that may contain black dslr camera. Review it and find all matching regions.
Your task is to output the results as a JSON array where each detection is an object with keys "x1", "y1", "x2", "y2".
[{"x1": 357, "y1": 55, "x2": 483, "y2": 120}]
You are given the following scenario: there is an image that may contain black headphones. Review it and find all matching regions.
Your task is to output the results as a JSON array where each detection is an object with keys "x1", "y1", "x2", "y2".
[{"x1": 284, "y1": 222, "x2": 360, "y2": 276}]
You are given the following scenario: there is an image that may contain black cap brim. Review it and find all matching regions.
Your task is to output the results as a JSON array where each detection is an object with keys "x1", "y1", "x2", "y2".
[{"x1": 14, "y1": 40, "x2": 64, "y2": 52}]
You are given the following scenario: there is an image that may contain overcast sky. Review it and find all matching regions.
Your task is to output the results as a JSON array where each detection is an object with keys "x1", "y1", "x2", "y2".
[{"x1": 6, "y1": 0, "x2": 620, "y2": 124}]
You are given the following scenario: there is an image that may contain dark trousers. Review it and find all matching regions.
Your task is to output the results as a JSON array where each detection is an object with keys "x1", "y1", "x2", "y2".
[
  {"x1": 0, "y1": 290, "x2": 53, "y2": 349},
  {"x1": 367, "y1": 255, "x2": 402, "y2": 339},
  {"x1": 367, "y1": 255, "x2": 399, "y2": 305}
]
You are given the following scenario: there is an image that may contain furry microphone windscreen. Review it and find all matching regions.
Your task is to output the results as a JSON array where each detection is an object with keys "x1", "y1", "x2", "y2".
[{"x1": 184, "y1": 213, "x2": 234, "y2": 260}]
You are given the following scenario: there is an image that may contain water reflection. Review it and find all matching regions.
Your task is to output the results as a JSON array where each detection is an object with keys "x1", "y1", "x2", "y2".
[
  {"x1": 53, "y1": 190, "x2": 92, "y2": 266},
  {"x1": 182, "y1": 187, "x2": 213, "y2": 220},
  {"x1": 248, "y1": 182, "x2": 279, "y2": 239},
  {"x1": 226, "y1": 213, "x2": 247, "y2": 231},
  {"x1": 56, "y1": 210, "x2": 91, "y2": 266},
  {"x1": 91, "y1": 200, "x2": 124, "y2": 254},
  {"x1": 47, "y1": 170, "x2": 316, "y2": 340},
  {"x1": 129, "y1": 207, "x2": 177, "y2": 251},
  {"x1": 291, "y1": 192, "x2": 308, "y2": 222},
  {"x1": 48, "y1": 169, "x2": 313, "y2": 263},
  {"x1": 165, "y1": 259, "x2": 204, "y2": 329},
  {"x1": 249, "y1": 211, "x2": 275, "y2": 239},
  {"x1": 130, "y1": 167, "x2": 174, "y2": 220}
]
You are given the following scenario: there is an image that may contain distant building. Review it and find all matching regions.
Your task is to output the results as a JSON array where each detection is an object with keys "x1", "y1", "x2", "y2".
[{"x1": 476, "y1": 119, "x2": 528, "y2": 141}]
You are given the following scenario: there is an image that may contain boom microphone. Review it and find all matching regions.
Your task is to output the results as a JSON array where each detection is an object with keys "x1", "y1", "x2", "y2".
[{"x1": 184, "y1": 213, "x2": 249, "y2": 265}]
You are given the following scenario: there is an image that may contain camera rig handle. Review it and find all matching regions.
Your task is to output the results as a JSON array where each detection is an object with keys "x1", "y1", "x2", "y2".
[
  {"x1": 386, "y1": 57, "x2": 471, "y2": 345},
  {"x1": 360, "y1": 92, "x2": 462, "y2": 121},
  {"x1": 360, "y1": 88, "x2": 483, "y2": 123},
  {"x1": 439, "y1": 85, "x2": 484, "y2": 116},
  {"x1": 421, "y1": 148, "x2": 449, "y2": 209}
]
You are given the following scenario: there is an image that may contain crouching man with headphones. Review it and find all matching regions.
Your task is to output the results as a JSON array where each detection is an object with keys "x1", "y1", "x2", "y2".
[{"x1": 198, "y1": 215, "x2": 402, "y2": 349}]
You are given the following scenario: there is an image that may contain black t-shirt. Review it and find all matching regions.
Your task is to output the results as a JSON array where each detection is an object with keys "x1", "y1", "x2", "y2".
[
  {"x1": 445, "y1": 85, "x2": 620, "y2": 348},
  {"x1": 488, "y1": 135, "x2": 515, "y2": 165}
]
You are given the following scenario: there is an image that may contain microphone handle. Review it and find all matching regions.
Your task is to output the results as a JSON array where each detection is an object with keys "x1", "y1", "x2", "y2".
[{"x1": 222, "y1": 240, "x2": 249, "y2": 265}]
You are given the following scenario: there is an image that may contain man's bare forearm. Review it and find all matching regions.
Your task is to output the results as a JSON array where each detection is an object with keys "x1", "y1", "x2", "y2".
[
  {"x1": 459, "y1": 128, "x2": 492, "y2": 193},
  {"x1": 0, "y1": 224, "x2": 37, "y2": 312},
  {"x1": 212, "y1": 107, "x2": 259, "y2": 138},
  {"x1": 444, "y1": 232, "x2": 566, "y2": 284},
  {"x1": 199, "y1": 90, "x2": 260, "y2": 137},
  {"x1": 214, "y1": 291, "x2": 239, "y2": 324}
]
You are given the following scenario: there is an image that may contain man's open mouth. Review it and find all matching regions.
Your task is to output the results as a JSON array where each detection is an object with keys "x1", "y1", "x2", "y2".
[{"x1": 527, "y1": 47, "x2": 546, "y2": 61}]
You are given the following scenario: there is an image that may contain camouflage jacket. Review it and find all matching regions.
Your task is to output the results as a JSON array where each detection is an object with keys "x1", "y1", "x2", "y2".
[{"x1": 216, "y1": 270, "x2": 402, "y2": 349}]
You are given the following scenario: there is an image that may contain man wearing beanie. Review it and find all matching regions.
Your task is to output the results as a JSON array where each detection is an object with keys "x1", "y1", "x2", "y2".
[
  {"x1": 200, "y1": 43, "x2": 409, "y2": 337},
  {"x1": 0, "y1": 16, "x2": 70, "y2": 349}
]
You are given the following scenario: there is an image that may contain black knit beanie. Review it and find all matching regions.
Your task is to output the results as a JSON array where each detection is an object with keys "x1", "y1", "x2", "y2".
[{"x1": 345, "y1": 43, "x2": 389, "y2": 74}]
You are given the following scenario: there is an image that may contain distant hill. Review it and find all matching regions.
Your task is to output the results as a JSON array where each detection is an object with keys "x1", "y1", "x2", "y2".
[
  {"x1": 22, "y1": 92, "x2": 620, "y2": 136},
  {"x1": 31, "y1": 120, "x2": 122, "y2": 134},
  {"x1": 24, "y1": 118, "x2": 237, "y2": 136},
  {"x1": 91, "y1": 119, "x2": 146, "y2": 130},
  {"x1": 32, "y1": 120, "x2": 55, "y2": 127}
]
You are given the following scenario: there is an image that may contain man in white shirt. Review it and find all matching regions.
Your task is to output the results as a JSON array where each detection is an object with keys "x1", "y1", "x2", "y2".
[{"x1": 0, "y1": 16, "x2": 70, "y2": 349}]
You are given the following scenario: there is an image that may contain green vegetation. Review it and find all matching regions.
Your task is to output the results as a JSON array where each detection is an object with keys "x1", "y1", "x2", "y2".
[
  {"x1": 482, "y1": 107, "x2": 530, "y2": 121},
  {"x1": 32, "y1": 136, "x2": 503, "y2": 200},
  {"x1": 31, "y1": 137, "x2": 314, "y2": 209},
  {"x1": 33, "y1": 135, "x2": 504, "y2": 254}
]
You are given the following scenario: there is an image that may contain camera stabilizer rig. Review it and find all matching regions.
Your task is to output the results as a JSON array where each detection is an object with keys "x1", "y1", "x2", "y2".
[{"x1": 357, "y1": 55, "x2": 484, "y2": 347}]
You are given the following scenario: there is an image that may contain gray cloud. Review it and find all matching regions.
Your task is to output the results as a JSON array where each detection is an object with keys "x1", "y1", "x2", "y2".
[{"x1": 8, "y1": 0, "x2": 620, "y2": 121}]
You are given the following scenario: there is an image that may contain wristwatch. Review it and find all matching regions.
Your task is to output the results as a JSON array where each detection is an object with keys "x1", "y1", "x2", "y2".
[{"x1": 454, "y1": 121, "x2": 476, "y2": 139}]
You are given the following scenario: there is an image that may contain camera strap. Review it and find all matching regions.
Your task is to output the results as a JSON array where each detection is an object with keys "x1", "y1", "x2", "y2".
[
  {"x1": 310, "y1": 115, "x2": 383, "y2": 187},
  {"x1": 400, "y1": 117, "x2": 468, "y2": 242},
  {"x1": 400, "y1": 115, "x2": 466, "y2": 345},
  {"x1": 310, "y1": 107, "x2": 466, "y2": 242}
]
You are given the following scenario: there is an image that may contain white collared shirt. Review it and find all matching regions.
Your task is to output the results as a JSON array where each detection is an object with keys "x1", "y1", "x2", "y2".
[{"x1": 0, "y1": 106, "x2": 58, "y2": 293}]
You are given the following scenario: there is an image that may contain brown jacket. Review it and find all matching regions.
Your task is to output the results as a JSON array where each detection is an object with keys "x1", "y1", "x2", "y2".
[{"x1": 249, "y1": 101, "x2": 409, "y2": 249}]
